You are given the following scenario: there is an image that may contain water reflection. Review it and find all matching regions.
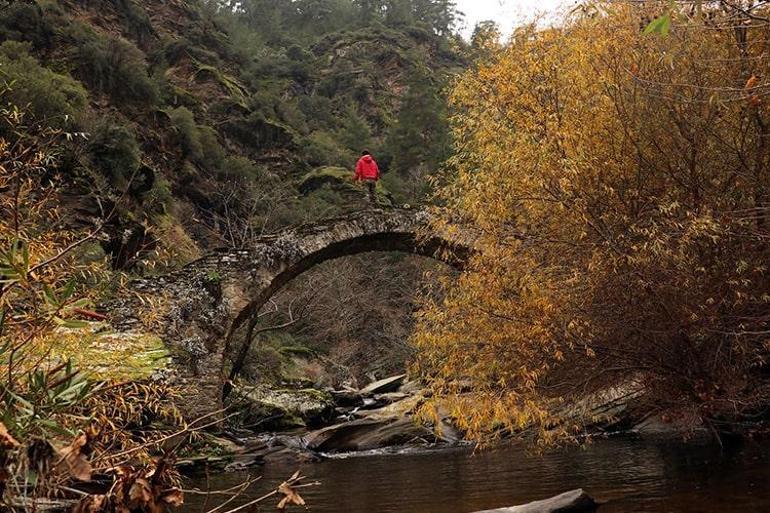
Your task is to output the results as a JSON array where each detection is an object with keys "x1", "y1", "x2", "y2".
[{"x1": 182, "y1": 438, "x2": 770, "y2": 513}]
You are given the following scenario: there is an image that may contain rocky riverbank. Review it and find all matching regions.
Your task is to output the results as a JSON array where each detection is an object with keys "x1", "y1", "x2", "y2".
[
  {"x1": 178, "y1": 373, "x2": 713, "y2": 474},
  {"x1": 179, "y1": 374, "x2": 463, "y2": 471}
]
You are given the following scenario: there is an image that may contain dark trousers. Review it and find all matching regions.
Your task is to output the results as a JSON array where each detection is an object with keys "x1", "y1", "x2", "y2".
[{"x1": 364, "y1": 179, "x2": 376, "y2": 203}]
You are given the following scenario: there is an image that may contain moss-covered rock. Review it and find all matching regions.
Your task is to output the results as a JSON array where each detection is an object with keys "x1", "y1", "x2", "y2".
[
  {"x1": 298, "y1": 166, "x2": 394, "y2": 206},
  {"x1": 230, "y1": 384, "x2": 335, "y2": 431}
]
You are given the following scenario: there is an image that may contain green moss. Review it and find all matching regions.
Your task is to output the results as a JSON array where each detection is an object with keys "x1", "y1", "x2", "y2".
[
  {"x1": 230, "y1": 383, "x2": 334, "y2": 430},
  {"x1": 279, "y1": 345, "x2": 315, "y2": 357},
  {"x1": 293, "y1": 387, "x2": 333, "y2": 402},
  {"x1": 192, "y1": 59, "x2": 248, "y2": 109},
  {"x1": 300, "y1": 165, "x2": 350, "y2": 182},
  {"x1": 53, "y1": 331, "x2": 171, "y2": 381},
  {"x1": 74, "y1": 242, "x2": 108, "y2": 265},
  {"x1": 165, "y1": 84, "x2": 200, "y2": 108}
]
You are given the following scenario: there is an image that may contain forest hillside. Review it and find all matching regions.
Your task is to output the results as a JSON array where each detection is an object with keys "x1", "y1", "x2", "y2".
[{"x1": 1, "y1": 0, "x2": 465, "y2": 265}]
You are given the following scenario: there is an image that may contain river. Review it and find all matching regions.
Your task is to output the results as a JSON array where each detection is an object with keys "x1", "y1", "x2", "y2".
[{"x1": 181, "y1": 437, "x2": 770, "y2": 512}]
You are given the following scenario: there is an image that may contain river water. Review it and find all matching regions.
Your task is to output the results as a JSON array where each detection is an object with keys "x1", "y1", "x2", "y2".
[{"x1": 182, "y1": 437, "x2": 770, "y2": 512}]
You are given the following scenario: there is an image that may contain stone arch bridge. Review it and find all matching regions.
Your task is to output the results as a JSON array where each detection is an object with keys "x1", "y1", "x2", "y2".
[{"x1": 109, "y1": 208, "x2": 471, "y2": 417}]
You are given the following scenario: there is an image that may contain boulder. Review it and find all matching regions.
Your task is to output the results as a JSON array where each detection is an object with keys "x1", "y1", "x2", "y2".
[
  {"x1": 329, "y1": 388, "x2": 364, "y2": 407},
  {"x1": 472, "y1": 489, "x2": 598, "y2": 513},
  {"x1": 374, "y1": 391, "x2": 409, "y2": 403},
  {"x1": 434, "y1": 416, "x2": 463, "y2": 444},
  {"x1": 632, "y1": 414, "x2": 708, "y2": 439},
  {"x1": 360, "y1": 374, "x2": 407, "y2": 395},
  {"x1": 303, "y1": 416, "x2": 435, "y2": 452},
  {"x1": 398, "y1": 379, "x2": 424, "y2": 394},
  {"x1": 357, "y1": 394, "x2": 423, "y2": 419},
  {"x1": 231, "y1": 385, "x2": 335, "y2": 430},
  {"x1": 298, "y1": 166, "x2": 394, "y2": 205}
]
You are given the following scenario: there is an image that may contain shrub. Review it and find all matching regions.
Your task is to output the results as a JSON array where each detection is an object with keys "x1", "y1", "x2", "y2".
[
  {"x1": 222, "y1": 111, "x2": 297, "y2": 151},
  {"x1": 87, "y1": 119, "x2": 142, "y2": 186},
  {"x1": 304, "y1": 130, "x2": 350, "y2": 167},
  {"x1": 114, "y1": 0, "x2": 155, "y2": 43},
  {"x1": 66, "y1": 22, "x2": 159, "y2": 105},
  {"x1": 0, "y1": 2, "x2": 53, "y2": 49},
  {"x1": 0, "y1": 41, "x2": 88, "y2": 127},
  {"x1": 298, "y1": 95, "x2": 335, "y2": 129},
  {"x1": 220, "y1": 155, "x2": 261, "y2": 180},
  {"x1": 416, "y1": 2, "x2": 770, "y2": 445},
  {"x1": 168, "y1": 106, "x2": 225, "y2": 170},
  {"x1": 197, "y1": 125, "x2": 225, "y2": 169},
  {"x1": 337, "y1": 106, "x2": 372, "y2": 154},
  {"x1": 168, "y1": 106, "x2": 202, "y2": 159},
  {"x1": 276, "y1": 100, "x2": 308, "y2": 134}
]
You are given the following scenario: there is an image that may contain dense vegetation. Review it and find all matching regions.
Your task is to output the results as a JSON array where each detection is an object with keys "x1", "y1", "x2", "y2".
[
  {"x1": 0, "y1": 0, "x2": 465, "y2": 508},
  {"x1": 0, "y1": 0, "x2": 466, "y2": 382},
  {"x1": 0, "y1": 85, "x2": 190, "y2": 511},
  {"x1": 416, "y1": 0, "x2": 770, "y2": 445}
]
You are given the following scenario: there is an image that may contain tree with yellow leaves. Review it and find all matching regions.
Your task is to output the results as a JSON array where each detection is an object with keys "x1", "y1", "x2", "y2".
[{"x1": 415, "y1": 0, "x2": 770, "y2": 445}]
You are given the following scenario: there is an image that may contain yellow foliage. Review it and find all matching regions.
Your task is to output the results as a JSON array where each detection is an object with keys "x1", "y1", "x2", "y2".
[{"x1": 415, "y1": 1, "x2": 770, "y2": 444}]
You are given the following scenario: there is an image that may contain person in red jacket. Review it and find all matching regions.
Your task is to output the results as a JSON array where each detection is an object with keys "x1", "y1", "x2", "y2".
[{"x1": 354, "y1": 150, "x2": 380, "y2": 204}]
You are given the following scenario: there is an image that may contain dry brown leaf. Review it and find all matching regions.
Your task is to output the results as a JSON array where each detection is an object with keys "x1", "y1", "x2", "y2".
[
  {"x1": 276, "y1": 481, "x2": 306, "y2": 511},
  {"x1": 0, "y1": 423, "x2": 19, "y2": 448},
  {"x1": 58, "y1": 434, "x2": 93, "y2": 481},
  {"x1": 159, "y1": 487, "x2": 184, "y2": 507},
  {"x1": 73, "y1": 494, "x2": 106, "y2": 513},
  {"x1": 128, "y1": 477, "x2": 153, "y2": 506}
]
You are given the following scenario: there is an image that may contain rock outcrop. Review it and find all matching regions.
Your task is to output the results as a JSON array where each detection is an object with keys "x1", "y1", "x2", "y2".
[{"x1": 303, "y1": 416, "x2": 435, "y2": 452}]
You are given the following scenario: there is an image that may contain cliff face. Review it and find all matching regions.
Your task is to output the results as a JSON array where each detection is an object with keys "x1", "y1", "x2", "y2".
[{"x1": 0, "y1": 0, "x2": 465, "y2": 268}]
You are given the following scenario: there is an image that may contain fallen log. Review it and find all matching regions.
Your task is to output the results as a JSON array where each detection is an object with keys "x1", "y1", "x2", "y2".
[{"x1": 472, "y1": 489, "x2": 598, "y2": 513}]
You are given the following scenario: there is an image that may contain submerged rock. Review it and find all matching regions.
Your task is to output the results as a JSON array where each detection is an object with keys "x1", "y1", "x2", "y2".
[{"x1": 472, "y1": 489, "x2": 598, "y2": 513}]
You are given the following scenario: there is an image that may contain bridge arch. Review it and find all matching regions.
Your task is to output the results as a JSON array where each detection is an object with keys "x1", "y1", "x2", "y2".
[{"x1": 222, "y1": 225, "x2": 470, "y2": 394}]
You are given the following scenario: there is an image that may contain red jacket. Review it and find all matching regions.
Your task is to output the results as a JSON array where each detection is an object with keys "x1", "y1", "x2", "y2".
[{"x1": 355, "y1": 155, "x2": 380, "y2": 181}]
